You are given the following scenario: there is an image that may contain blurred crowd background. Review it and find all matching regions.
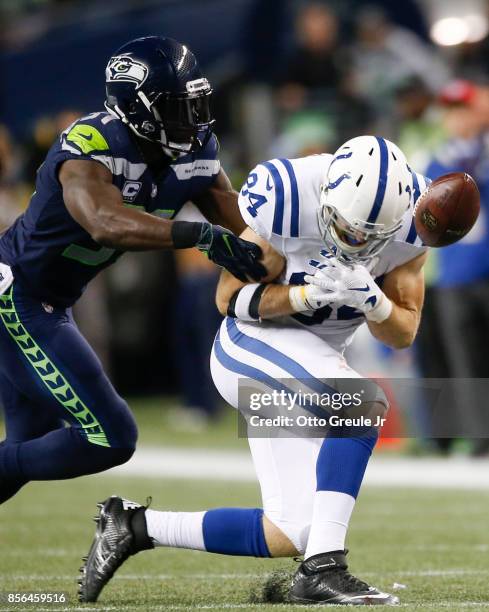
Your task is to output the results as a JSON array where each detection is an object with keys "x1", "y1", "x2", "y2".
[{"x1": 1, "y1": 0, "x2": 489, "y2": 453}]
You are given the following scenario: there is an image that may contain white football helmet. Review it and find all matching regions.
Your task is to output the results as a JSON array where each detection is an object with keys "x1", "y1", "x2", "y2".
[{"x1": 318, "y1": 135, "x2": 413, "y2": 263}]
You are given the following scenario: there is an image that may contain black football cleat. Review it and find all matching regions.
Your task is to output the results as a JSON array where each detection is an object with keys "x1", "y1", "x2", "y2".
[
  {"x1": 289, "y1": 550, "x2": 400, "y2": 606},
  {"x1": 78, "y1": 496, "x2": 154, "y2": 602}
]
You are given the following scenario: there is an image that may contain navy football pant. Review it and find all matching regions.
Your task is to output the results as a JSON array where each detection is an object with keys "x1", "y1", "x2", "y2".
[{"x1": 0, "y1": 282, "x2": 137, "y2": 503}]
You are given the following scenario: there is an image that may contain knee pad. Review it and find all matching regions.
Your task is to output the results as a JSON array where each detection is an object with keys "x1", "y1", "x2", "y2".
[{"x1": 264, "y1": 513, "x2": 311, "y2": 555}]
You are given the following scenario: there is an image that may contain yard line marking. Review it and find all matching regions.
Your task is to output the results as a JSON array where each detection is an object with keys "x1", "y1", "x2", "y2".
[
  {"x1": 4, "y1": 569, "x2": 489, "y2": 583},
  {"x1": 103, "y1": 447, "x2": 489, "y2": 490}
]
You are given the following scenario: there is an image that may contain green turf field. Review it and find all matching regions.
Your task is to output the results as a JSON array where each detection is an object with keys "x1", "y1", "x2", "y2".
[
  {"x1": 1, "y1": 399, "x2": 488, "y2": 611},
  {"x1": 1, "y1": 476, "x2": 488, "y2": 611}
]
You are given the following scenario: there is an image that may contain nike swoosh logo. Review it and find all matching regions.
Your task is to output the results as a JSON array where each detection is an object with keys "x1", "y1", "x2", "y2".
[
  {"x1": 222, "y1": 234, "x2": 234, "y2": 256},
  {"x1": 349, "y1": 285, "x2": 370, "y2": 292},
  {"x1": 266, "y1": 176, "x2": 273, "y2": 191},
  {"x1": 315, "y1": 559, "x2": 337, "y2": 569},
  {"x1": 80, "y1": 133, "x2": 93, "y2": 141}
]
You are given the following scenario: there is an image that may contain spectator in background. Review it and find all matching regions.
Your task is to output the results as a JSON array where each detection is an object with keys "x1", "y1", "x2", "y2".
[
  {"x1": 23, "y1": 110, "x2": 80, "y2": 180},
  {"x1": 349, "y1": 6, "x2": 450, "y2": 125},
  {"x1": 172, "y1": 248, "x2": 222, "y2": 429},
  {"x1": 276, "y1": 3, "x2": 342, "y2": 113},
  {"x1": 425, "y1": 80, "x2": 489, "y2": 456},
  {"x1": 0, "y1": 125, "x2": 27, "y2": 231},
  {"x1": 268, "y1": 110, "x2": 335, "y2": 158},
  {"x1": 450, "y1": 34, "x2": 489, "y2": 82},
  {"x1": 394, "y1": 76, "x2": 446, "y2": 173},
  {"x1": 273, "y1": 2, "x2": 372, "y2": 152}
]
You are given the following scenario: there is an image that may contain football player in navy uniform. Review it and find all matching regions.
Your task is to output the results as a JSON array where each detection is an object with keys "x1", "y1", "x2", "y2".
[{"x1": 0, "y1": 36, "x2": 265, "y2": 505}]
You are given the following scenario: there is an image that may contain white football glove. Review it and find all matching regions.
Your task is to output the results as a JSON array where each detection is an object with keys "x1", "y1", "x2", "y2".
[{"x1": 301, "y1": 254, "x2": 392, "y2": 323}]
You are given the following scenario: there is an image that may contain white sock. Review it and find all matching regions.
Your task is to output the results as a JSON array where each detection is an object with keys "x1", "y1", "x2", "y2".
[
  {"x1": 304, "y1": 491, "x2": 356, "y2": 559},
  {"x1": 145, "y1": 509, "x2": 206, "y2": 550}
]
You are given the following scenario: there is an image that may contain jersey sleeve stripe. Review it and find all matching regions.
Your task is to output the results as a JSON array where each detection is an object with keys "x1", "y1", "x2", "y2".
[
  {"x1": 416, "y1": 172, "x2": 432, "y2": 192},
  {"x1": 366, "y1": 137, "x2": 389, "y2": 223},
  {"x1": 406, "y1": 219, "x2": 417, "y2": 244},
  {"x1": 278, "y1": 158, "x2": 300, "y2": 238},
  {"x1": 260, "y1": 161, "x2": 284, "y2": 236},
  {"x1": 411, "y1": 169, "x2": 421, "y2": 203}
]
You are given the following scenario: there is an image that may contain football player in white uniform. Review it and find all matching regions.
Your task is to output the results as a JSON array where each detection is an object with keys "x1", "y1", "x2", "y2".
[{"x1": 79, "y1": 136, "x2": 430, "y2": 605}]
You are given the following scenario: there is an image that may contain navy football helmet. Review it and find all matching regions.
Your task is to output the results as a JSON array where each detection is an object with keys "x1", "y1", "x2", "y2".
[{"x1": 105, "y1": 36, "x2": 214, "y2": 154}]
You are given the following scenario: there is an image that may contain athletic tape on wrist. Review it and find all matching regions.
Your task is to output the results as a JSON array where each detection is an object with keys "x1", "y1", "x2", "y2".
[
  {"x1": 289, "y1": 285, "x2": 310, "y2": 312},
  {"x1": 366, "y1": 294, "x2": 393, "y2": 323}
]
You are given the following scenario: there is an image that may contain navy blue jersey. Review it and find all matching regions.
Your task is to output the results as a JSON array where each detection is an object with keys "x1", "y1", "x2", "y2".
[{"x1": 0, "y1": 111, "x2": 220, "y2": 307}]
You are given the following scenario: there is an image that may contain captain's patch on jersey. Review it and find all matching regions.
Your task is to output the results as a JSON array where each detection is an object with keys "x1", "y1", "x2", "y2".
[
  {"x1": 122, "y1": 181, "x2": 142, "y2": 201},
  {"x1": 106, "y1": 55, "x2": 148, "y2": 89}
]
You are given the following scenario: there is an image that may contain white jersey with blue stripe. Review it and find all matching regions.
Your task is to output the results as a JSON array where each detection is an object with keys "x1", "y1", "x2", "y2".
[{"x1": 238, "y1": 154, "x2": 430, "y2": 353}]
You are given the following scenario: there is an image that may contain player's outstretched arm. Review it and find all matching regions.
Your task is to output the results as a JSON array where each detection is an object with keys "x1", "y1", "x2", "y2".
[
  {"x1": 59, "y1": 159, "x2": 266, "y2": 281},
  {"x1": 60, "y1": 159, "x2": 177, "y2": 250},
  {"x1": 216, "y1": 227, "x2": 336, "y2": 320},
  {"x1": 367, "y1": 252, "x2": 427, "y2": 349},
  {"x1": 192, "y1": 168, "x2": 246, "y2": 236}
]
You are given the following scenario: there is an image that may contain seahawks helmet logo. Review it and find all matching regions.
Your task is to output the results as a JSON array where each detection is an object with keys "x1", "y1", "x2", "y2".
[{"x1": 106, "y1": 56, "x2": 148, "y2": 89}]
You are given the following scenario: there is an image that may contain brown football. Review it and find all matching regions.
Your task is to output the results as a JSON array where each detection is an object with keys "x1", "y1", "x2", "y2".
[{"x1": 414, "y1": 172, "x2": 480, "y2": 247}]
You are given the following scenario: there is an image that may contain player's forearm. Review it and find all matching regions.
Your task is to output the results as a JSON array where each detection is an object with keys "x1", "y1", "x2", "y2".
[
  {"x1": 259, "y1": 284, "x2": 298, "y2": 318},
  {"x1": 92, "y1": 204, "x2": 176, "y2": 250},
  {"x1": 195, "y1": 185, "x2": 246, "y2": 235},
  {"x1": 63, "y1": 177, "x2": 173, "y2": 250},
  {"x1": 218, "y1": 281, "x2": 300, "y2": 320},
  {"x1": 366, "y1": 303, "x2": 420, "y2": 349},
  {"x1": 192, "y1": 170, "x2": 246, "y2": 235},
  {"x1": 65, "y1": 180, "x2": 204, "y2": 251}
]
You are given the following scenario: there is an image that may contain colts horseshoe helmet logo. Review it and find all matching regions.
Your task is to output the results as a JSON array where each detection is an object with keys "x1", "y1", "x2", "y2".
[{"x1": 106, "y1": 56, "x2": 149, "y2": 89}]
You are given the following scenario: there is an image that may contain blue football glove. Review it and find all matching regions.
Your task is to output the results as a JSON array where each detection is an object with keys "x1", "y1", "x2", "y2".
[{"x1": 197, "y1": 224, "x2": 267, "y2": 282}]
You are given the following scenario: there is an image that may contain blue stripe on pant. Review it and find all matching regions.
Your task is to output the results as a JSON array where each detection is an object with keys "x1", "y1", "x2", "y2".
[
  {"x1": 0, "y1": 281, "x2": 137, "y2": 502},
  {"x1": 214, "y1": 323, "x2": 331, "y2": 420}
]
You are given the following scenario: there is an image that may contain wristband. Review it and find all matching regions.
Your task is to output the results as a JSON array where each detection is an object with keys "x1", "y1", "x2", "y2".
[
  {"x1": 171, "y1": 221, "x2": 206, "y2": 249},
  {"x1": 365, "y1": 293, "x2": 393, "y2": 323},
  {"x1": 227, "y1": 283, "x2": 267, "y2": 321}
]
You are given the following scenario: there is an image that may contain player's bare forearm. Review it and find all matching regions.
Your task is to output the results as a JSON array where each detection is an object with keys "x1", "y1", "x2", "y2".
[
  {"x1": 366, "y1": 253, "x2": 427, "y2": 349},
  {"x1": 259, "y1": 284, "x2": 300, "y2": 318},
  {"x1": 217, "y1": 272, "x2": 300, "y2": 319},
  {"x1": 61, "y1": 159, "x2": 180, "y2": 251},
  {"x1": 192, "y1": 169, "x2": 246, "y2": 235},
  {"x1": 367, "y1": 302, "x2": 421, "y2": 349}
]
